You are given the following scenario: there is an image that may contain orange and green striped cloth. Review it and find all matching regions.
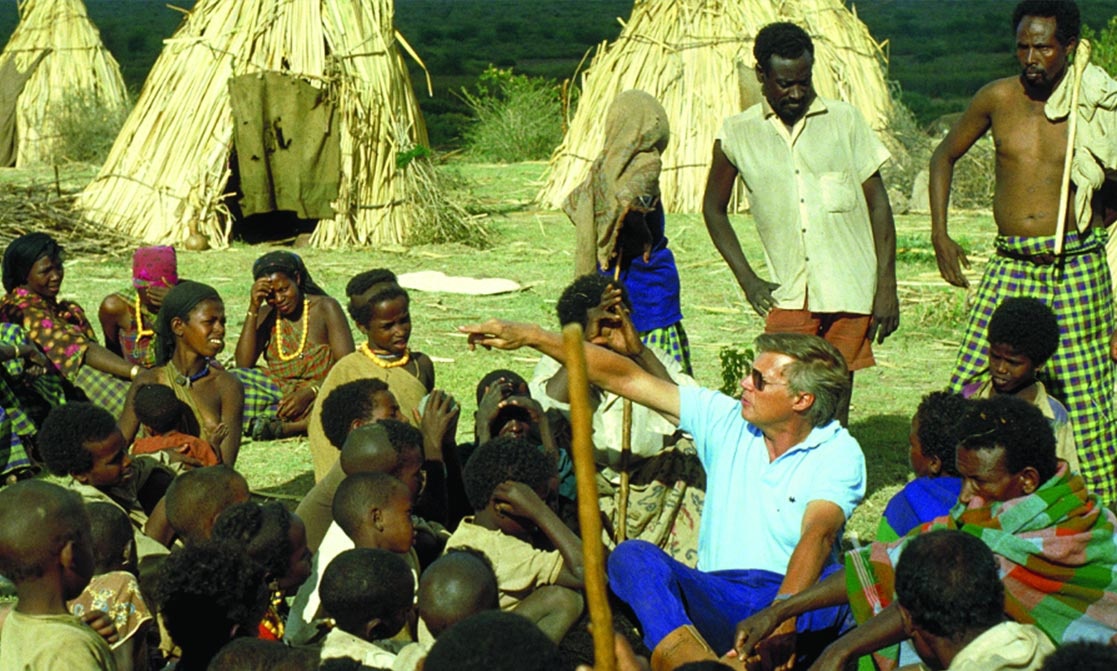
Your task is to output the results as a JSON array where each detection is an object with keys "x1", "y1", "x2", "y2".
[{"x1": 847, "y1": 464, "x2": 1117, "y2": 670}]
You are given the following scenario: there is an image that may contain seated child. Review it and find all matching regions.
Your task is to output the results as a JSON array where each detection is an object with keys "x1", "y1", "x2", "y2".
[
  {"x1": 163, "y1": 465, "x2": 250, "y2": 546},
  {"x1": 394, "y1": 549, "x2": 501, "y2": 671},
  {"x1": 423, "y1": 611, "x2": 567, "y2": 671},
  {"x1": 37, "y1": 402, "x2": 175, "y2": 560},
  {"x1": 288, "y1": 453, "x2": 422, "y2": 643},
  {"x1": 530, "y1": 274, "x2": 703, "y2": 561},
  {"x1": 211, "y1": 502, "x2": 313, "y2": 641},
  {"x1": 306, "y1": 269, "x2": 435, "y2": 481},
  {"x1": 130, "y1": 384, "x2": 220, "y2": 467},
  {"x1": 319, "y1": 548, "x2": 416, "y2": 667},
  {"x1": 154, "y1": 541, "x2": 268, "y2": 671},
  {"x1": 419, "y1": 549, "x2": 499, "y2": 638},
  {"x1": 0, "y1": 480, "x2": 115, "y2": 670},
  {"x1": 69, "y1": 502, "x2": 154, "y2": 671},
  {"x1": 298, "y1": 401, "x2": 403, "y2": 553},
  {"x1": 446, "y1": 435, "x2": 585, "y2": 643},
  {"x1": 961, "y1": 297, "x2": 1079, "y2": 471},
  {"x1": 206, "y1": 637, "x2": 321, "y2": 670},
  {"x1": 877, "y1": 391, "x2": 972, "y2": 541}
]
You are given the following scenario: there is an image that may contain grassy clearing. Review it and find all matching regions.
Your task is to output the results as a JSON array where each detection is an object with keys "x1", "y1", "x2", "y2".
[{"x1": 28, "y1": 160, "x2": 996, "y2": 542}]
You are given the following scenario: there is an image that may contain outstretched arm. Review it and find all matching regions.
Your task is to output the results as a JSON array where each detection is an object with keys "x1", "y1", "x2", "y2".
[
  {"x1": 702, "y1": 142, "x2": 779, "y2": 316},
  {"x1": 930, "y1": 84, "x2": 995, "y2": 288},
  {"x1": 461, "y1": 320, "x2": 681, "y2": 425},
  {"x1": 863, "y1": 173, "x2": 899, "y2": 344}
]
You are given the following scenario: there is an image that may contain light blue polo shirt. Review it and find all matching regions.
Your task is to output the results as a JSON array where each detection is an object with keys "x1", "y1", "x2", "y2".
[{"x1": 679, "y1": 386, "x2": 866, "y2": 574}]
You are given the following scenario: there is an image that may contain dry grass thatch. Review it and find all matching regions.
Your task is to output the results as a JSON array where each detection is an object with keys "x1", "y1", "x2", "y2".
[
  {"x1": 538, "y1": 0, "x2": 894, "y2": 214},
  {"x1": 77, "y1": 0, "x2": 465, "y2": 249},
  {"x1": 0, "y1": 0, "x2": 127, "y2": 167}
]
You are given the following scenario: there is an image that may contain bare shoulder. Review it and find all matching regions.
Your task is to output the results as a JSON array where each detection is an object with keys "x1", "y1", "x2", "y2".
[
  {"x1": 312, "y1": 294, "x2": 346, "y2": 319},
  {"x1": 214, "y1": 368, "x2": 245, "y2": 394},
  {"x1": 973, "y1": 76, "x2": 1022, "y2": 110},
  {"x1": 133, "y1": 366, "x2": 162, "y2": 387},
  {"x1": 98, "y1": 292, "x2": 129, "y2": 317}
]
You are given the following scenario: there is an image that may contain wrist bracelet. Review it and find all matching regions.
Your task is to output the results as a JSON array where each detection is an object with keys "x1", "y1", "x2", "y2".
[
  {"x1": 129, "y1": 365, "x2": 140, "y2": 380},
  {"x1": 246, "y1": 310, "x2": 257, "y2": 319}
]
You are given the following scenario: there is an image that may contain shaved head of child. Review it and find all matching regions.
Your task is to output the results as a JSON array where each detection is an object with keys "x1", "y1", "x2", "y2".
[
  {"x1": 418, "y1": 549, "x2": 499, "y2": 638},
  {"x1": 164, "y1": 465, "x2": 250, "y2": 545},
  {"x1": 0, "y1": 480, "x2": 94, "y2": 603}
]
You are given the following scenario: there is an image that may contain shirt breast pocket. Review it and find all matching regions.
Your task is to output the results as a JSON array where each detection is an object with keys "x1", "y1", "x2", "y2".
[{"x1": 820, "y1": 172, "x2": 857, "y2": 213}]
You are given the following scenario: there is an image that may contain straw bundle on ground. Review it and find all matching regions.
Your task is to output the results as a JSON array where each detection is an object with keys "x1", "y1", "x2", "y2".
[
  {"x1": 77, "y1": 0, "x2": 447, "y2": 249},
  {"x1": 539, "y1": 0, "x2": 894, "y2": 213},
  {"x1": 0, "y1": 0, "x2": 127, "y2": 167}
]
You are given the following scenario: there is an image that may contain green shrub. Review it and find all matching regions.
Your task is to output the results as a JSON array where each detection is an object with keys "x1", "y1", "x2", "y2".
[
  {"x1": 49, "y1": 92, "x2": 131, "y2": 165},
  {"x1": 1083, "y1": 16, "x2": 1117, "y2": 76},
  {"x1": 459, "y1": 66, "x2": 563, "y2": 163},
  {"x1": 718, "y1": 344, "x2": 754, "y2": 397}
]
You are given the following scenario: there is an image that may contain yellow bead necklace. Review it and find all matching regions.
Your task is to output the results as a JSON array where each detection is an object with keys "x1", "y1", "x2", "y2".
[
  {"x1": 274, "y1": 298, "x2": 309, "y2": 362},
  {"x1": 360, "y1": 341, "x2": 410, "y2": 368}
]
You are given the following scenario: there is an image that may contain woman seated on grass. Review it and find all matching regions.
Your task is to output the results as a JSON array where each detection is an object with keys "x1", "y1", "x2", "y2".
[
  {"x1": 98, "y1": 245, "x2": 179, "y2": 370},
  {"x1": 0, "y1": 232, "x2": 138, "y2": 417},
  {"x1": 0, "y1": 323, "x2": 62, "y2": 484},
  {"x1": 120, "y1": 280, "x2": 245, "y2": 466},
  {"x1": 233, "y1": 251, "x2": 353, "y2": 441}
]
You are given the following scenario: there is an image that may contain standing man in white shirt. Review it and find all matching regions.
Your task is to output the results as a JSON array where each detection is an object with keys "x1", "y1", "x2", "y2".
[{"x1": 702, "y1": 21, "x2": 899, "y2": 425}]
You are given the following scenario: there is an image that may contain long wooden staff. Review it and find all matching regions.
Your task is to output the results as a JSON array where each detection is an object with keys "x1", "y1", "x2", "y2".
[
  {"x1": 613, "y1": 256, "x2": 633, "y2": 544},
  {"x1": 564, "y1": 323, "x2": 616, "y2": 671},
  {"x1": 1054, "y1": 39, "x2": 1092, "y2": 256}
]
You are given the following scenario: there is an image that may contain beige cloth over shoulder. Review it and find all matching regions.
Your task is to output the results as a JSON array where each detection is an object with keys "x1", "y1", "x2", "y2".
[
  {"x1": 947, "y1": 621, "x2": 1055, "y2": 671},
  {"x1": 565, "y1": 89, "x2": 668, "y2": 275},
  {"x1": 1045, "y1": 62, "x2": 1117, "y2": 229}
]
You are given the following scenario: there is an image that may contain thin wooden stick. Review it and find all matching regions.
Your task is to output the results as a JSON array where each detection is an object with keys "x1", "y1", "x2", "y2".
[
  {"x1": 563, "y1": 323, "x2": 615, "y2": 671},
  {"x1": 1054, "y1": 39, "x2": 1091, "y2": 256},
  {"x1": 611, "y1": 254, "x2": 633, "y2": 544}
]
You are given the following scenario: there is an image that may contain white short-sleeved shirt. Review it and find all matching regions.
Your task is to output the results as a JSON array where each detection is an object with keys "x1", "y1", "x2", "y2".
[
  {"x1": 717, "y1": 97, "x2": 890, "y2": 314},
  {"x1": 678, "y1": 386, "x2": 866, "y2": 573}
]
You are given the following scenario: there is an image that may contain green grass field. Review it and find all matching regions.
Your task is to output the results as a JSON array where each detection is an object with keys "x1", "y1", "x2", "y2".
[{"x1": 17, "y1": 160, "x2": 998, "y2": 543}]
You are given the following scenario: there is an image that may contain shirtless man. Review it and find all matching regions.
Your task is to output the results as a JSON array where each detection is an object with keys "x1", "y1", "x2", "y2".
[{"x1": 931, "y1": 0, "x2": 1116, "y2": 504}]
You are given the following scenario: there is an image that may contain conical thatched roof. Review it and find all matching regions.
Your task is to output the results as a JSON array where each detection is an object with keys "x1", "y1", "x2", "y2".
[
  {"x1": 539, "y1": 0, "x2": 894, "y2": 213},
  {"x1": 0, "y1": 0, "x2": 127, "y2": 167},
  {"x1": 77, "y1": 0, "x2": 438, "y2": 249}
]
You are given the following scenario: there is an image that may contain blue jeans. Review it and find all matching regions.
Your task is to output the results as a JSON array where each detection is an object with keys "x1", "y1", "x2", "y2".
[{"x1": 607, "y1": 540, "x2": 851, "y2": 655}]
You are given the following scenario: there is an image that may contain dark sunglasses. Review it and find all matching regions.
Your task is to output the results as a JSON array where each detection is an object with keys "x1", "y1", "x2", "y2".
[{"x1": 745, "y1": 363, "x2": 789, "y2": 392}]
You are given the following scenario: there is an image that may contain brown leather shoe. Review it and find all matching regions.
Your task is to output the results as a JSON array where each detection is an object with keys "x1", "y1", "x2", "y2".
[{"x1": 650, "y1": 625, "x2": 718, "y2": 671}]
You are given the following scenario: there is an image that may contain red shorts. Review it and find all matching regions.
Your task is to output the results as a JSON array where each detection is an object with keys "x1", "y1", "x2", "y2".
[{"x1": 765, "y1": 308, "x2": 874, "y2": 371}]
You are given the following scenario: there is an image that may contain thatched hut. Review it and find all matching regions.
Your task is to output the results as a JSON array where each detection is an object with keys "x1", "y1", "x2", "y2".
[
  {"x1": 539, "y1": 0, "x2": 894, "y2": 213},
  {"x1": 77, "y1": 0, "x2": 440, "y2": 249},
  {"x1": 0, "y1": 0, "x2": 127, "y2": 167}
]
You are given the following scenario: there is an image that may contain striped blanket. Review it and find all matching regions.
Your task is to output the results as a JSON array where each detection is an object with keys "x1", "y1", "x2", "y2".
[{"x1": 847, "y1": 464, "x2": 1117, "y2": 670}]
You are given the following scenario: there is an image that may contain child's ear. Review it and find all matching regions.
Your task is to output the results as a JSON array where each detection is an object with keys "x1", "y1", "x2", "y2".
[
  {"x1": 927, "y1": 455, "x2": 942, "y2": 476},
  {"x1": 60, "y1": 539, "x2": 76, "y2": 572},
  {"x1": 361, "y1": 617, "x2": 383, "y2": 641},
  {"x1": 72, "y1": 469, "x2": 91, "y2": 485},
  {"x1": 372, "y1": 507, "x2": 385, "y2": 532}
]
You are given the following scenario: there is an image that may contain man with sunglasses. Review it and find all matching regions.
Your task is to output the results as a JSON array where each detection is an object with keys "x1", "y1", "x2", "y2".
[
  {"x1": 702, "y1": 22, "x2": 898, "y2": 427},
  {"x1": 460, "y1": 319, "x2": 865, "y2": 671}
]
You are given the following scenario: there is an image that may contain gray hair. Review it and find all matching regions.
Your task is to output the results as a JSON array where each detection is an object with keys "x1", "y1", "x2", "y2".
[{"x1": 755, "y1": 333, "x2": 849, "y2": 427}]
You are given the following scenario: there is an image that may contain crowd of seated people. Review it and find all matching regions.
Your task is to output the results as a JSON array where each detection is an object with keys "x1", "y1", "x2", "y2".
[{"x1": 4, "y1": 3, "x2": 1117, "y2": 662}]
